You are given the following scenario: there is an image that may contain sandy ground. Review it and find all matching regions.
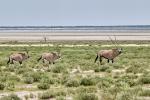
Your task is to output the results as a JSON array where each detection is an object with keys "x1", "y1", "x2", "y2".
[{"x1": 0, "y1": 32, "x2": 150, "y2": 41}]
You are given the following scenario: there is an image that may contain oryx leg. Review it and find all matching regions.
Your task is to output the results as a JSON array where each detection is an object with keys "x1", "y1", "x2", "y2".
[
  {"x1": 49, "y1": 61, "x2": 51, "y2": 64},
  {"x1": 19, "y1": 61, "x2": 22, "y2": 65},
  {"x1": 53, "y1": 62, "x2": 55, "y2": 64},
  {"x1": 10, "y1": 59, "x2": 14, "y2": 64},
  {"x1": 99, "y1": 56, "x2": 102, "y2": 65},
  {"x1": 107, "y1": 59, "x2": 110, "y2": 63},
  {"x1": 112, "y1": 59, "x2": 114, "y2": 63}
]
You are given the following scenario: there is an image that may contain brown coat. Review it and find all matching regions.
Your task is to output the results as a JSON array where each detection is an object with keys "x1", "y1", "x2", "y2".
[
  {"x1": 37, "y1": 52, "x2": 61, "y2": 64},
  {"x1": 7, "y1": 52, "x2": 29, "y2": 64},
  {"x1": 95, "y1": 48, "x2": 122, "y2": 64}
]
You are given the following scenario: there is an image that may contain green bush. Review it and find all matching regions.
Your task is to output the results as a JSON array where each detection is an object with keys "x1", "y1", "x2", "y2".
[
  {"x1": 97, "y1": 80, "x2": 110, "y2": 89},
  {"x1": 116, "y1": 92, "x2": 133, "y2": 100},
  {"x1": 75, "y1": 93, "x2": 98, "y2": 100},
  {"x1": 65, "y1": 79, "x2": 80, "y2": 87},
  {"x1": 0, "y1": 76, "x2": 7, "y2": 82},
  {"x1": 56, "y1": 96, "x2": 65, "y2": 100},
  {"x1": 7, "y1": 75, "x2": 20, "y2": 82},
  {"x1": 40, "y1": 76, "x2": 56, "y2": 84},
  {"x1": 80, "y1": 77, "x2": 96, "y2": 86},
  {"x1": 51, "y1": 65, "x2": 65, "y2": 73},
  {"x1": 31, "y1": 72, "x2": 42, "y2": 82},
  {"x1": 139, "y1": 77, "x2": 150, "y2": 84},
  {"x1": 38, "y1": 90, "x2": 55, "y2": 99},
  {"x1": 23, "y1": 77, "x2": 34, "y2": 84},
  {"x1": 38, "y1": 89, "x2": 66, "y2": 99},
  {"x1": 5, "y1": 81, "x2": 15, "y2": 91},
  {"x1": 139, "y1": 89, "x2": 150, "y2": 96},
  {"x1": 0, "y1": 82, "x2": 5, "y2": 90},
  {"x1": 37, "y1": 82, "x2": 50, "y2": 90},
  {"x1": 76, "y1": 86, "x2": 97, "y2": 94},
  {"x1": 0, "y1": 94, "x2": 21, "y2": 100}
]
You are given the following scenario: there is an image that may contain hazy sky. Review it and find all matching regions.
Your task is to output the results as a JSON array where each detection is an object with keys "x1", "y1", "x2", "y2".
[{"x1": 0, "y1": 0, "x2": 150, "y2": 26}]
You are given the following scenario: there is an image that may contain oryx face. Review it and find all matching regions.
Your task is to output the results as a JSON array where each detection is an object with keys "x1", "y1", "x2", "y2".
[{"x1": 22, "y1": 53, "x2": 30, "y2": 59}]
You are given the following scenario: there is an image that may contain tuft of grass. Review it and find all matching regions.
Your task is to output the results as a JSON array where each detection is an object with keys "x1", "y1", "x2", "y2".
[
  {"x1": 0, "y1": 94, "x2": 21, "y2": 100},
  {"x1": 37, "y1": 82, "x2": 50, "y2": 90},
  {"x1": 80, "y1": 77, "x2": 96, "y2": 86},
  {"x1": 74, "y1": 93, "x2": 98, "y2": 100},
  {"x1": 0, "y1": 82, "x2": 5, "y2": 90},
  {"x1": 138, "y1": 77, "x2": 150, "y2": 84},
  {"x1": 23, "y1": 77, "x2": 34, "y2": 84},
  {"x1": 139, "y1": 89, "x2": 150, "y2": 96},
  {"x1": 65, "y1": 79, "x2": 80, "y2": 87}
]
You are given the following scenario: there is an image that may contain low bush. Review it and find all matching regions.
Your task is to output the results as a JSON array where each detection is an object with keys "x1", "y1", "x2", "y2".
[
  {"x1": 76, "y1": 86, "x2": 97, "y2": 93},
  {"x1": 0, "y1": 94, "x2": 21, "y2": 100},
  {"x1": 5, "y1": 81, "x2": 15, "y2": 91},
  {"x1": 80, "y1": 77, "x2": 96, "y2": 86},
  {"x1": 0, "y1": 82, "x2": 5, "y2": 90},
  {"x1": 56, "y1": 96, "x2": 65, "y2": 100},
  {"x1": 37, "y1": 82, "x2": 50, "y2": 90},
  {"x1": 139, "y1": 89, "x2": 150, "y2": 96},
  {"x1": 74, "y1": 93, "x2": 98, "y2": 100},
  {"x1": 51, "y1": 65, "x2": 65, "y2": 73},
  {"x1": 23, "y1": 77, "x2": 34, "y2": 84},
  {"x1": 97, "y1": 80, "x2": 110, "y2": 89},
  {"x1": 65, "y1": 79, "x2": 80, "y2": 87},
  {"x1": 138, "y1": 77, "x2": 150, "y2": 84},
  {"x1": 7, "y1": 75, "x2": 20, "y2": 82},
  {"x1": 38, "y1": 90, "x2": 66, "y2": 99}
]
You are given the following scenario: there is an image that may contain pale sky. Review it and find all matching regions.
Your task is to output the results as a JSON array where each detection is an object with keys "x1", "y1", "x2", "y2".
[{"x1": 0, "y1": 0, "x2": 150, "y2": 26}]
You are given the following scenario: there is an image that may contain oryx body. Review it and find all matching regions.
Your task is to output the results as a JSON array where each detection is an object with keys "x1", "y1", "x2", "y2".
[
  {"x1": 37, "y1": 52, "x2": 61, "y2": 64},
  {"x1": 7, "y1": 52, "x2": 29, "y2": 64},
  {"x1": 95, "y1": 48, "x2": 122, "y2": 64}
]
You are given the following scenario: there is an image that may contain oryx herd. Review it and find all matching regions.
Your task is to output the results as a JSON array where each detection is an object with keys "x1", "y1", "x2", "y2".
[
  {"x1": 7, "y1": 50, "x2": 61, "y2": 65},
  {"x1": 7, "y1": 36, "x2": 122, "y2": 65}
]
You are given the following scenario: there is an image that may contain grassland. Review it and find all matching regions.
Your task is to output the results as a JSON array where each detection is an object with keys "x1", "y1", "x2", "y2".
[{"x1": 0, "y1": 41, "x2": 150, "y2": 100}]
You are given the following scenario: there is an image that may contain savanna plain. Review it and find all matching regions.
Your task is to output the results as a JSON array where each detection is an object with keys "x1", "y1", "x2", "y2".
[{"x1": 0, "y1": 41, "x2": 150, "y2": 100}]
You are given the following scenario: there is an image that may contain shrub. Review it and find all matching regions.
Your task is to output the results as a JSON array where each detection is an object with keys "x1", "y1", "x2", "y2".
[
  {"x1": 75, "y1": 93, "x2": 98, "y2": 100},
  {"x1": 97, "y1": 80, "x2": 110, "y2": 89},
  {"x1": 7, "y1": 75, "x2": 20, "y2": 82},
  {"x1": 23, "y1": 77, "x2": 34, "y2": 84},
  {"x1": 37, "y1": 82, "x2": 50, "y2": 90},
  {"x1": 80, "y1": 77, "x2": 96, "y2": 86},
  {"x1": 139, "y1": 89, "x2": 150, "y2": 96},
  {"x1": 138, "y1": 77, "x2": 150, "y2": 84},
  {"x1": 51, "y1": 65, "x2": 65, "y2": 73},
  {"x1": 65, "y1": 79, "x2": 80, "y2": 87},
  {"x1": 76, "y1": 86, "x2": 97, "y2": 94},
  {"x1": 40, "y1": 76, "x2": 55, "y2": 84},
  {"x1": 0, "y1": 82, "x2": 5, "y2": 90},
  {"x1": 5, "y1": 81, "x2": 15, "y2": 91},
  {"x1": 31, "y1": 72, "x2": 42, "y2": 82},
  {"x1": 116, "y1": 92, "x2": 133, "y2": 100},
  {"x1": 0, "y1": 76, "x2": 7, "y2": 82},
  {"x1": 23, "y1": 72, "x2": 42, "y2": 82},
  {"x1": 0, "y1": 94, "x2": 21, "y2": 100},
  {"x1": 56, "y1": 96, "x2": 65, "y2": 100},
  {"x1": 38, "y1": 89, "x2": 66, "y2": 99},
  {"x1": 38, "y1": 90, "x2": 55, "y2": 99}
]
